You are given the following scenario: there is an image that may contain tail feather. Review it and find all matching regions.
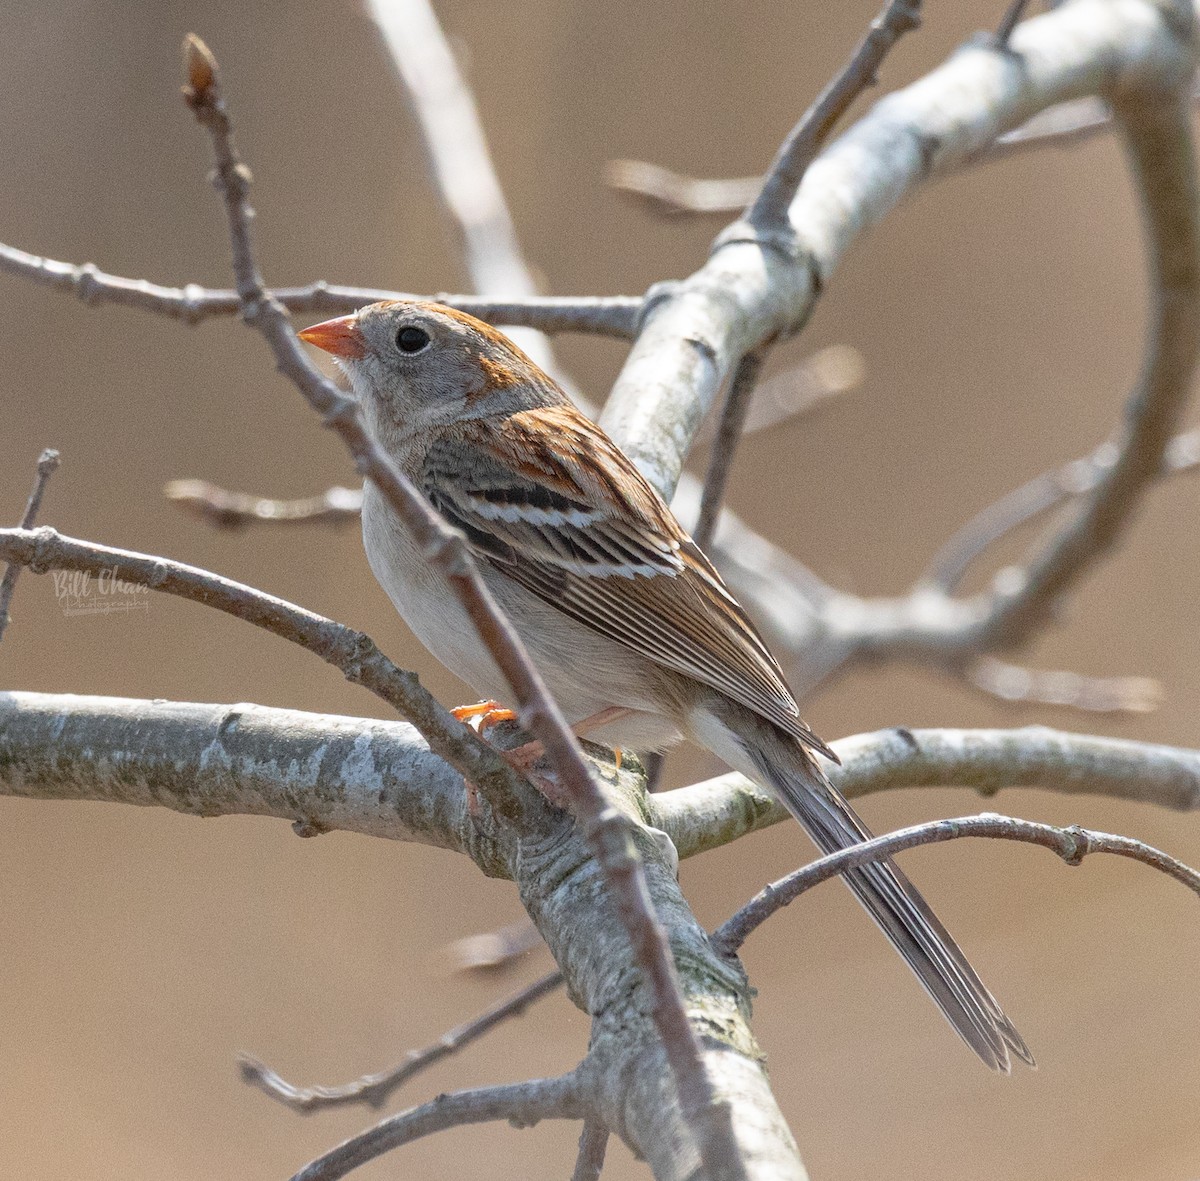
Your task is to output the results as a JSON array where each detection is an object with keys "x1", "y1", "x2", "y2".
[{"x1": 708, "y1": 707, "x2": 1033, "y2": 1071}]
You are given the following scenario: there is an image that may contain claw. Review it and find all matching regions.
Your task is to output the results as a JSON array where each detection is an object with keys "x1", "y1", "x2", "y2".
[{"x1": 452, "y1": 700, "x2": 518, "y2": 732}]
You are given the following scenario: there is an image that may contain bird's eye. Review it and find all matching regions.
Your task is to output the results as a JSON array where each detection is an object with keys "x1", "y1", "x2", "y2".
[{"x1": 395, "y1": 325, "x2": 431, "y2": 354}]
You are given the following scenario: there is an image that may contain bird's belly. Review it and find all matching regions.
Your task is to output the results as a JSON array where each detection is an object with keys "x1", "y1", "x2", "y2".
[{"x1": 361, "y1": 486, "x2": 682, "y2": 749}]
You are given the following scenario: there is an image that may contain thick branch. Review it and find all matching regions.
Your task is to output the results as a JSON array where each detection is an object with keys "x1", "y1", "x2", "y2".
[
  {"x1": 600, "y1": 0, "x2": 1196, "y2": 504},
  {"x1": 0, "y1": 524, "x2": 528, "y2": 816},
  {"x1": 0, "y1": 693, "x2": 484, "y2": 851}
]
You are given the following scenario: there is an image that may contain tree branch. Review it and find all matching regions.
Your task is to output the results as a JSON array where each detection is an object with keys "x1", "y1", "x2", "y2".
[
  {"x1": 0, "y1": 524, "x2": 530, "y2": 817},
  {"x1": 0, "y1": 688, "x2": 808, "y2": 1178},
  {"x1": 964, "y1": 655, "x2": 1161, "y2": 715},
  {"x1": 712, "y1": 811, "x2": 1200, "y2": 956},
  {"x1": 10, "y1": 696, "x2": 1200, "y2": 886},
  {"x1": 240, "y1": 970, "x2": 564, "y2": 1113},
  {"x1": 606, "y1": 91, "x2": 1200, "y2": 220},
  {"x1": 287, "y1": 1073, "x2": 589, "y2": 1181},
  {"x1": 599, "y1": 0, "x2": 1196, "y2": 504},
  {"x1": 163, "y1": 479, "x2": 363, "y2": 529},
  {"x1": 652, "y1": 725, "x2": 1200, "y2": 861},
  {"x1": 693, "y1": 350, "x2": 766, "y2": 550},
  {"x1": 746, "y1": 0, "x2": 922, "y2": 234},
  {"x1": 0, "y1": 447, "x2": 59, "y2": 642},
  {"x1": 572, "y1": 1117, "x2": 611, "y2": 1181},
  {"x1": 0, "y1": 243, "x2": 640, "y2": 335},
  {"x1": 917, "y1": 428, "x2": 1200, "y2": 594}
]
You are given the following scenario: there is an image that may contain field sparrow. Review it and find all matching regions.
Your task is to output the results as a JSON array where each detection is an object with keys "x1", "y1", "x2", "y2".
[{"x1": 299, "y1": 300, "x2": 1032, "y2": 1072}]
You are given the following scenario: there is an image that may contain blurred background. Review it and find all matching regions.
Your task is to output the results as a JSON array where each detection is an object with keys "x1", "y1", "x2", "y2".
[{"x1": 2, "y1": 2, "x2": 1199, "y2": 1178}]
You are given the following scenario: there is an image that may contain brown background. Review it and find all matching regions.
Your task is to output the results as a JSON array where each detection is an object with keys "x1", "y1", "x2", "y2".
[{"x1": 2, "y1": 2, "x2": 1199, "y2": 1179}]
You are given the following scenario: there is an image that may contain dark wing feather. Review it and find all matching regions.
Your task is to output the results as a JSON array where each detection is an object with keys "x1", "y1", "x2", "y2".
[{"x1": 423, "y1": 406, "x2": 834, "y2": 759}]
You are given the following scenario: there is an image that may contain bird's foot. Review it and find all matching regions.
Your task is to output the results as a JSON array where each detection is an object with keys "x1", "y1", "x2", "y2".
[{"x1": 452, "y1": 699, "x2": 518, "y2": 732}]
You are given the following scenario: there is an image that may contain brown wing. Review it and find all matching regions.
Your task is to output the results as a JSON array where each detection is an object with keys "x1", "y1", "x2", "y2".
[{"x1": 422, "y1": 406, "x2": 834, "y2": 759}]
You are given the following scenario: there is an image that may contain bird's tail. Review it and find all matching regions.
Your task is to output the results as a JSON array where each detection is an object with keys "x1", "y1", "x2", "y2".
[{"x1": 708, "y1": 705, "x2": 1033, "y2": 1072}]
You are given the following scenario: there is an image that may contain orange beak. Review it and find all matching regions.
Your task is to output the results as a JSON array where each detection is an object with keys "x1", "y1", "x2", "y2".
[{"x1": 297, "y1": 315, "x2": 367, "y2": 359}]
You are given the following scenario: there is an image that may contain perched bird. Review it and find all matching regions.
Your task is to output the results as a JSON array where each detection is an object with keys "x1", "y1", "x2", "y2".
[{"x1": 299, "y1": 300, "x2": 1032, "y2": 1072}]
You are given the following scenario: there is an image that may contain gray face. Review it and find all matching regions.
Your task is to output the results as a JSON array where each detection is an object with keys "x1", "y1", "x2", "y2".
[
  {"x1": 339, "y1": 300, "x2": 566, "y2": 453},
  {"x1": 341, "y1": 302, "x2": 504, "y2": 447}
]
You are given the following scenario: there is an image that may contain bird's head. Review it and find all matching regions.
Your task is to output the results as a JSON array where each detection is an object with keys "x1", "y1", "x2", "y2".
[{"x1": 298, "y1": 300, "x2": 565, "y2": 447}]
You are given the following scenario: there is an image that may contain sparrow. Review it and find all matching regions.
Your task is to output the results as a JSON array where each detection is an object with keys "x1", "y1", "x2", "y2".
[{"x1": 299, "y1": 300, "x2": 1032, "y2": 1072}]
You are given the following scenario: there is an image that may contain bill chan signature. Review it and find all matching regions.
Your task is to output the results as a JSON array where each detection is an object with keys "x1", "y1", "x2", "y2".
[{"x1": 51, "y1": 568, "x2": 150, "y2": 617}]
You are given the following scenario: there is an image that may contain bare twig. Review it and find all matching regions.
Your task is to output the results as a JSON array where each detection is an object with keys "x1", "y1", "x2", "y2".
[
  {"x1": 607, "y1": 81, "x2": 1200, "y2": 223},
  {"x1": 0, "y1": 448, "x2": 59, "y2": 642},
  {"x1": 993, "y1": 0, "x2": 1033, "y2": 48},
  {"x1": 606, "y1": 160, "x2": 761, "y2": 218},
  {"x1": 965, "y1": 655, "x2": 1161, "y2": 714},
  {"x1": 693, "y1": 350, "x2": 766, "y2": 550},
  {"x1": 0, "y1": 524, "x2": 531, "y2": 811},
  {"x1": 364, "y1": 0, "x2": 565, "y2": 377},
  {"x1": 571, "y1": 1117, "x2": 611, "y2": 1181},
  {"x1": 448, "y1": 918, "x2": 544, "y2": 972},
  {"x1": 164, "y1": 479, "x2": 362, "y2": 529},
  {"x1": 0, "y1": 244, "x2": 640, "y2": 336},
  {"x1": 288, "y1": 1073, "x2": 589, "y2": 1181},
  {"x1": 712, "y1": 811, "x2": 1200, "y2": 955},
  {"x1": 182, "y1": 35, "x2": 744, "y2": 1177},
  {"x1": 241, "y1": 970, "x2": 563, "y2": 1114},
  {"x1": 746, "y1": 0, "x2": 922, "y2": 233},
  {"x1": 920, "y1": 428, "x2": 1200, "y2": 594},
  {"x1": 652, "y1": 725, "x2": 1200, "y2": 862}
]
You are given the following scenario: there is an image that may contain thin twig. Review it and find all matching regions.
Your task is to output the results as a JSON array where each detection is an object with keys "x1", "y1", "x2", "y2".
[
  {"x1": 571, "y1": 1117, "x2": 610, "y2": 1181},
  {"x1": 0, "y1": 448, "x2": 60, "y2": 642},
  {"x1": 288, "y1": 1073, "x2": 589, "y2": 1181},
  {"x1": 0, "y1": 243, "x2": 640, "y2": 335},
  {"x1": 920, "y1": 428, "x2": 1200, "y2": 593},
  {"x1": 164, "y1": 479, "x2": 362, "y2": 529},
  {"x1": 712, "y1": 811, "x2": 1200, "y2": 956},
  {"x1": 241, "y1": 970, "x2": 564, "y2": 1114},
  {"x1": 965, "y1": 655, "x2": 1161, "y2": 714},
  {"x1": 966, "y1": 93, "x2": 1200, "y2": 649},
  {"x1": 606, "y1": 160, "x2": 762, "y2": 218},
  {"x1": 0, "y1": 524, "x2": 527, "y2": 812},
  {"x1": 607, "y1": 89, "x2": 1200, "y2": 221},
  {"x1": 182, "y1": 36, "x2": 744, "y2": 1178},
  {"x1": 993, "y1": 0, "x2": 1033, "y2": 48},
  {"x1": 448, "y1": 918, "x2": 544, "y2": 972},
  {"x1": 652, "y1": 725, "x2": 1200, "y2": 862},
  {"x1": 746, "y1": 0, "x2": 922, "y2": 233},
  {"x1": 694, "y1": 350, "x2": 766, "y2": 549}
]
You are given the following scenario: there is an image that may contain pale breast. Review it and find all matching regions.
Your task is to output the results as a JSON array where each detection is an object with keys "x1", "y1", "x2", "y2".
[{"x1": 360, "y1": 480, "x2": 684, "y2": 748}]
